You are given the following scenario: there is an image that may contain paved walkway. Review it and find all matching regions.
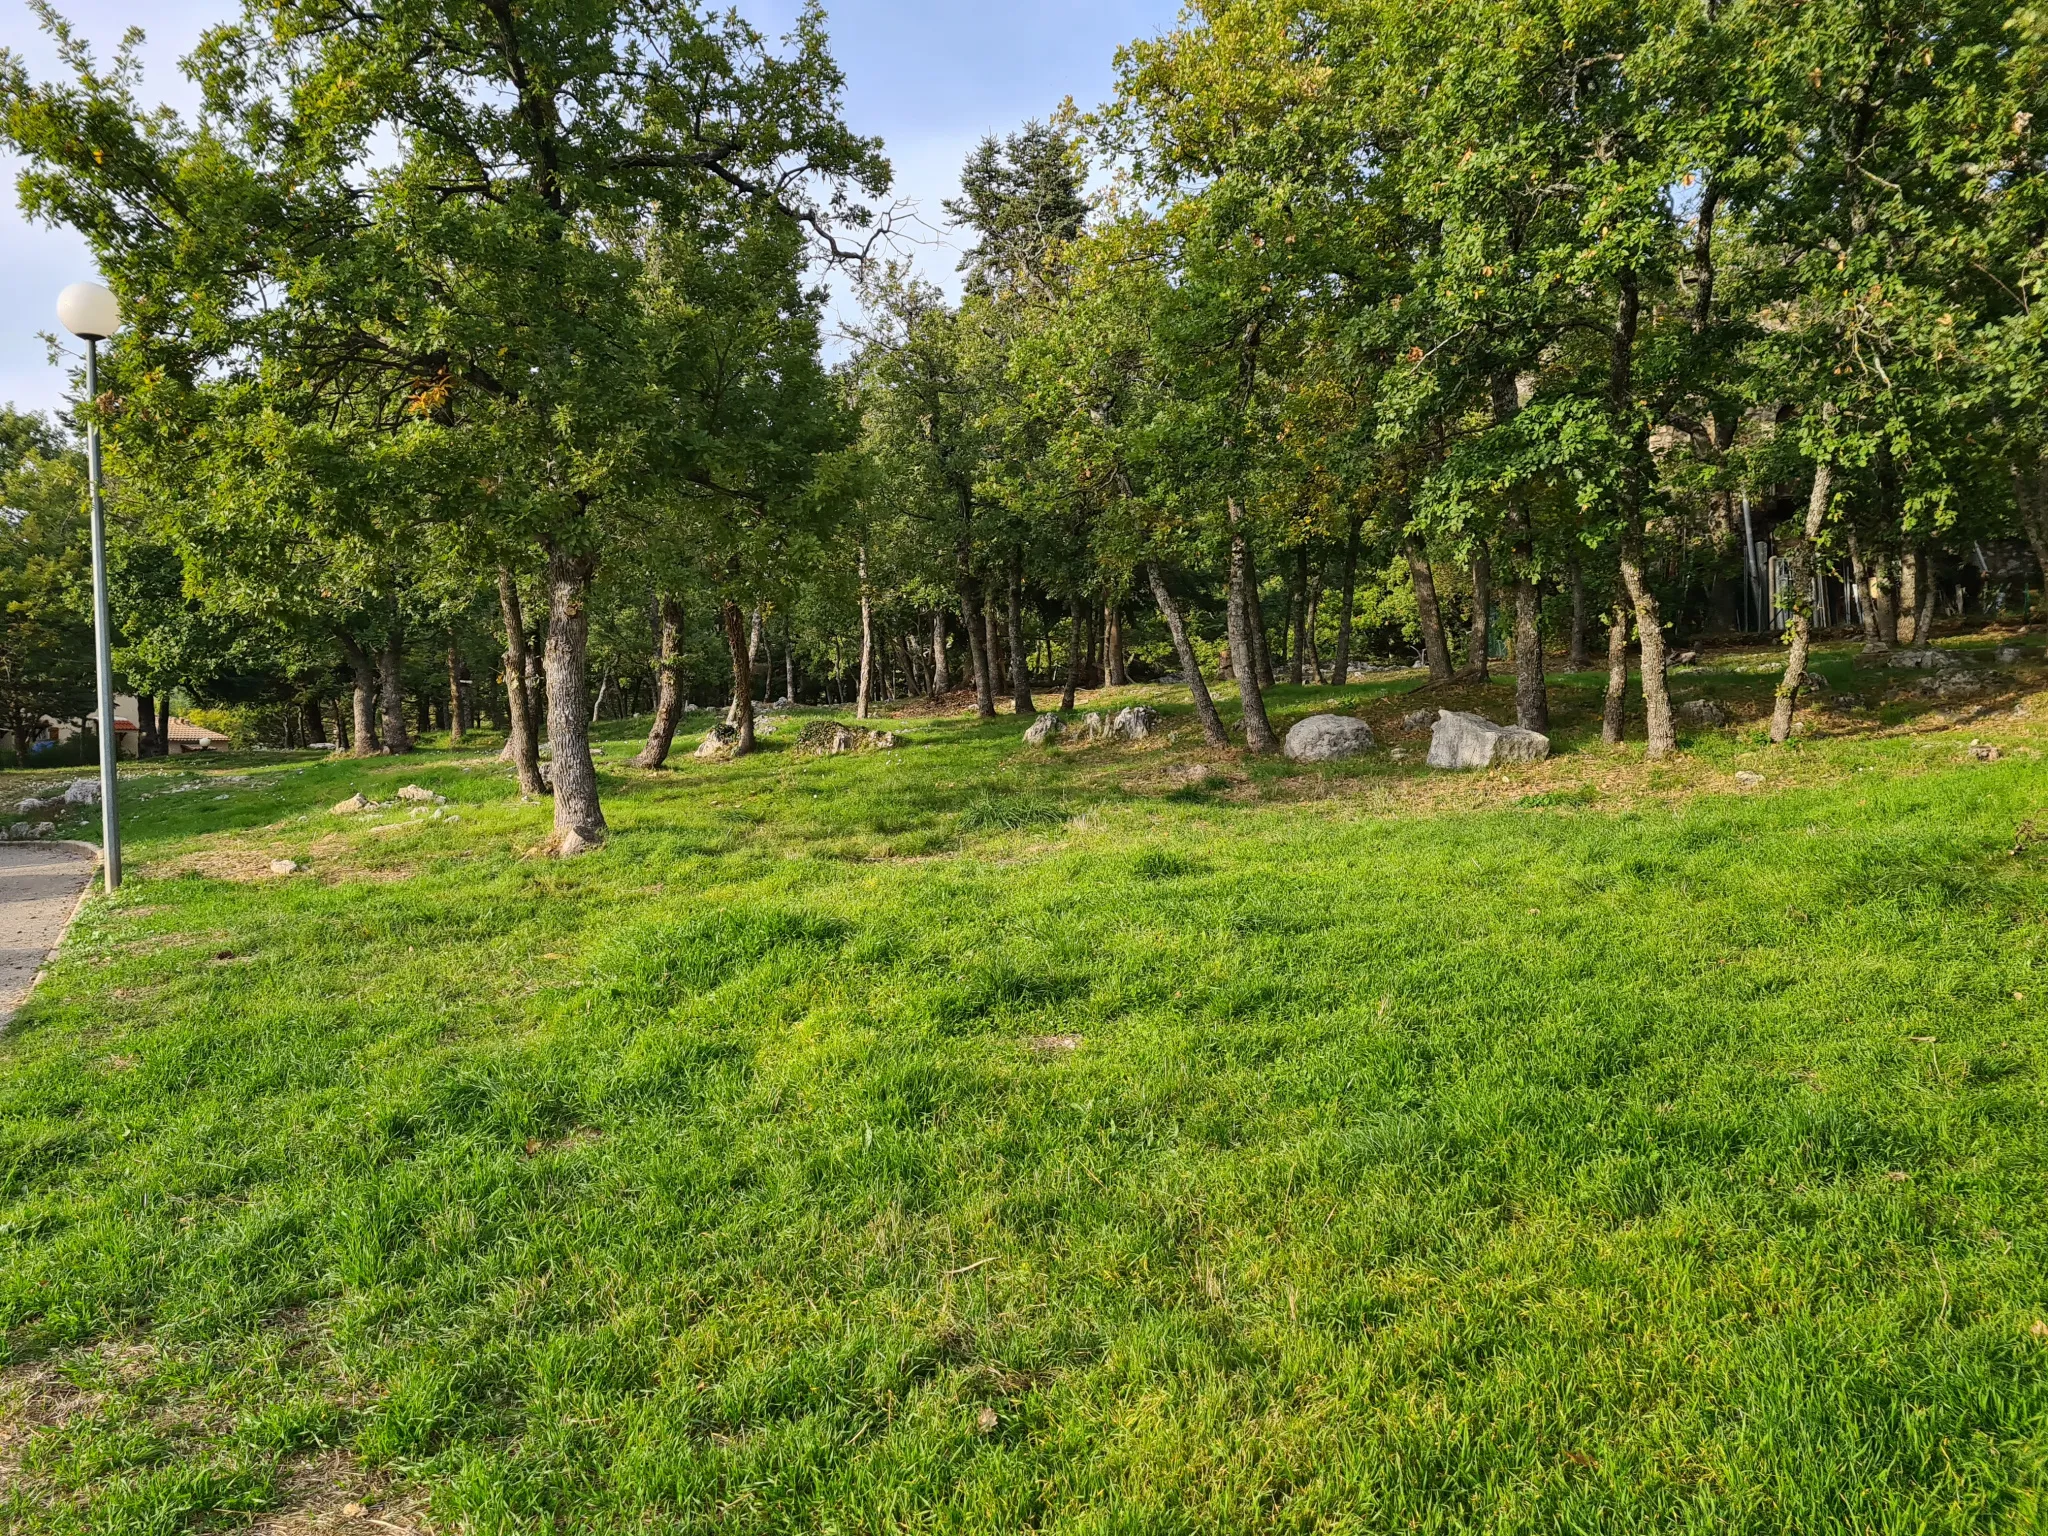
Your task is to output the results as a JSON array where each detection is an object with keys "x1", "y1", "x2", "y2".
[{"x1": 0, "y1": 844, "x2": 96, "y2": 1029}]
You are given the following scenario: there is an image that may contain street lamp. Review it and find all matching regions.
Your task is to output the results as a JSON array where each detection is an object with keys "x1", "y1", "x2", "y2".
[{"x1": 57, "y1": 281, "x2": 123, "y2": 893}]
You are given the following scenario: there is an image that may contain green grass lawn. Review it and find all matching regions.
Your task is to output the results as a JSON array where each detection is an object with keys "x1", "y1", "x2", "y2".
[{"x1": 5, "y1": 638, "x2": 2048, "y2": 1533}]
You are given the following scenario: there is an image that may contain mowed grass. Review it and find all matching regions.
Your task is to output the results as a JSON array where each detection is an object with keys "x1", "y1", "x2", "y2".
[{"x1": 5, "y1": 641, "x2": 2048, "y2": 1533}]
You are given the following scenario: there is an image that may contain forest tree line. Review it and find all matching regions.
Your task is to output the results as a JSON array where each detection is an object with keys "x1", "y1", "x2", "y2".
[{"x1": 3, "y1": 0, "x2": 2044, "y2": 840}]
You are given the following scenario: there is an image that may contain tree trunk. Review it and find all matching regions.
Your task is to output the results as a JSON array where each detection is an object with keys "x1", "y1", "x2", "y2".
[
  {"x1": 157, "y1": 696, "x2": 171, "y2": 757},
  {"x1": 892, "y1": 631, "x2": 919, "y2": 703},
  {"x1": 542, "y1": 547, "x2": 606, "y2": 846},
  {"x1": 1246, "y1": 541, "x2": 1277, "y2": 688},
  {"x1": 135, "y1": 692, "x2": 158, "y2": 756},
  {"x1": 1512, "y1": 572, "x2": 1547, "y2": 733},
  {"x1": 1105, "y1": 591, "x2": 1128, "y2": 685},
  {"x1": 1910, "y1": 548, "x2": 1936, "y2": 646},
  {"x1": 720, "y1": 599, "x2": 756, "y2": 754},
  {"x1": 2013, "y1": 460, "x2": 2048, "y2": 601},
  {"x1": 497, "y1": 569, "x2": 547, "y2": 794},
  {"x1": 446, "y1": 638, "x2": 466, "y2": 747},
  {"x1": 1770, "y1": 457, "x2": 1834, "y2": 744},
  {"x1": 1332, "y1": 515, "x2": 1361, "y2": 684},
  {"x1": 856, "y1": 542, "x2": 874, "y2": 721},
  {"x1": 1405, "y1": 537, "x2": 1455, "y2": 684},
  {"x1": 1145, "y1": 562, "x2": 1229, "y2": 748},
  {"x1": 930, "y1": 610, "x2": 951, "y2": 696},
  {"x1": 1227, "y1": 500, "x2": 1280, "y2": 752},
  {"x1": 1870, "y1": 554, "x2": 1901, "y2": 647},
  {"x1": 1062, "y1": 592, "x2": 1087, "y2": 711},
  {"x1": 959, "y1": 579, "x2": 995, "y2": 720},
  {"x1": 1287, "y1": 545, "x2": 1309, "y2": 685},
  {"x1": 633, "y1": 594, "x2": 685, "y2": 768},
  {"x1": 1466, "y1": 546, "x2": 1491, "y2": 682},
  {"x1": 338, "y1": 635, "x2": 380, "y2": 758},
  {"x1": 1568, "y1": 550, "x2": 1589, "y2": 672},
  {"x1": 1603, "y1": 594, "x2": 1630, "y2": 745},
  {"x1": 1847, "y1": 532, "x2": 1886, "y2": 652},
  {"x1": 378, "y1": 627, "x2": 412, "y2": 754},
  {"x1": 298, "y1": 695, "x2": 323, "y2": 751},
  {"x1": 1618, "y1": 531, "x2": 1675, "y2": 758},
  {"x1": 746, "y1": 606, "x2": 766, "y2": 705},
  {"x1": 1006, "y1": 553, "x2": 1035, "y2": 715},
  {"x1": 1611, "y1": 269, "x2": 1674, "y2": 758}
]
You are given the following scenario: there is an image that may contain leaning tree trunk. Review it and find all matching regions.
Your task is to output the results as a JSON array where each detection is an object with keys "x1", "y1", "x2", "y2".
[
  {"x1": 633, "y1": 594, "x2": 686, "y2": 769},
  {"x1": 856, "y1": 542, "x2": 874, "y2": 721},
  {"x1": 446, "y1": 637, "x2": 466, "y2": 747},
  {"x1": 1227, "y1": 500, "x2": 1280, "y2": 753},
  {"x1": 930, "y1": 610, "x2": 951, "y2": 695},
  {"x1": 1603, "y1": 594, "x2": 1630, "y2": 745},
  {"x1": 1006, "y1": 555, "x2": 1036, "y2": 716},
  {"x1": 1770, "y1": 456, "x2": 1835, "y2": 744},
  {"x1": 1145, "y1": 562, "x2": 1231, "y2": 748},
  {"x1": 720, "y1": 599, "x2": 757, "y2": 755},
  {"x1": 1618, "y1": 528, "x2": 1676, "y2": 758},
  {"x1": 1405, "y1": 537, "x2": 1456, "y2": 684},
  {"x1": 1466, "y1": 546, "x2": 1491, "y2": 683},
  {"x1": 1332, "y1": 515, "x2": 1361, "y2": 685},
  {"x1": 543, "y1": 546, "x2": 607, "y2": 848},
  {"x1": 338, "y1": 635, "x2": 380, "y2": 758},
  {"x1": 959, "y1": 579, "x2": 995, "y2": 720},
  {"x1": 1062, "y1": 592, "x2": 1087, "y2": 711},
  {"x1": 496, "y1": 569, "x2": 547, "y2": 795},
  {"x1": 1847, "y1": 533, "x2": 1886, "y2": 652},
  {"x1": 1567, "y1": 550, "x2": 1590, "y2": 672}
]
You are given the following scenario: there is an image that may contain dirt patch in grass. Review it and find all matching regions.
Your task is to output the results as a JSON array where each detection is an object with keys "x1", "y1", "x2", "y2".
[{"x1": 245, "y1": 1447, "x2": 434, "y2": 1535}]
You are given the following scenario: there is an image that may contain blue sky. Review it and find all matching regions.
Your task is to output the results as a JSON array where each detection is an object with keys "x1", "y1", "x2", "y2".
[{"x1": 0, "y1": 0, "x2": 1180, "y2": 420}]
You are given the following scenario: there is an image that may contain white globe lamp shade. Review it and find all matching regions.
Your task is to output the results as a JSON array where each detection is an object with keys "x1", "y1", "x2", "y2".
[{"x1": 57, "y1": 282, "x2": 122, "y2": 341}]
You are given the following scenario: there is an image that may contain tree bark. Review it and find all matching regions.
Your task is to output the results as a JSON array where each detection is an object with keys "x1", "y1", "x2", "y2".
[
  {"x1": 1611, "y1": 267, "x2": 1674, "y2": 757},
  {"x1": 856, "y1": 542, "x2": 874, "y2": 721},
  {"x1": 1870, "y1": 554, "x2": 1901, "y2": 647},
  {"x1": 1287, "y1": 545, "x2": 1309, "y2": 685},
  {"x1": 1465, "y1": 547, "x2": 1492, "y2": 682},
  {"x1": 1618, "y1": 531, "x2": 1674, "y2": 757},
  {"x1": 1227, "y1": 500, "x2": 1280, "y2": 752},
  {"x1": 1062, "y1": 591, "x2": 1087, "y2": 711},
  {"x1": 958, "y1": 577, "x2": 995, "y2": 720},
  {"x1": 1246, "y1": 540, "x2": 1277, "y2": 688},
  {"x1": 1405, "y1": 537, "x2": 1455, "y2": 684},
  {"x1": 1006, "y1": 554, "x2": 1035, "y2": 716},
  {"x1": 2013, "y1": 460, "x2": 2048, "y2": 600},
  {"x1": 1105, "y1": 591, "x2": 1128, "y2": 685},
  {"x1": 720, "y1": 599, "x2": 756, "y2": 755},
  {"x1": 446, "y1": 637, "x2": 466, "y2": 747},
  {"x1": 1603, "y1": 593, "x2": 1630, "y2": 745},
  {"x1": 1145, "y1": 562, "x2": 1230, "y2": 748},
  {"x1": 543, "y1": 546, "x2": 606, "y2": 845},
  {"x1": 378, "y1": 626, "x2": 412, "y2": 755},
  {"x1": 1332, "y1": 515, "x2": 1361, "y2": 684},
  {"x1": 338, "y1": 635, "x2": 380, "y2": 758},
  {"x1": 1847, "y1": 532, "x2": 1886, "y2": 652},
  {"x1": 1568, "y1": 550, "x2": 1589, "y2": 672},
  {"x1": 1909, "y1": 548, "x2": 1936, "y2": 646},
  {"x1": 633, "y1": 594, "x2": 685, "y2": 768},
  {"x1": 298, "y1": 695, "x2": 323, "y2": 752},
  {"x1": 930, "y1": 610, "x2": 951, "y2": 695},
  {"x1": 1770, "y1": 456, "x2": 1834, "y2": 744},
  {"x1": 497, "y1": 569, "x2": 547, "y2": 794}
]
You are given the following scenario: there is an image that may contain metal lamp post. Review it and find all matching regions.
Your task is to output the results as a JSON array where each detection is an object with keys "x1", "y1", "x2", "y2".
[{"x1": 57, "y1": 282, "x2": 123, "y2": 893}]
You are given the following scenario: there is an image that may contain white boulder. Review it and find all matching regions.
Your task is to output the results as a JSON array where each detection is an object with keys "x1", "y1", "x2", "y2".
[
  {"x1": 1426, "y1": 710, "x2": 1550, "y2": 770},
  {"x1": 1282, "y1": 714, "x2": 1376, "y2": 763}
]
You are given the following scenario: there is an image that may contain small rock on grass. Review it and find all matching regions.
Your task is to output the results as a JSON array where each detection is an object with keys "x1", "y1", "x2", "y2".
[
  {"x1": 1112, "y1": 706, "x2": 1160, "y2": 741},
  {"x1": 396, "y1": 785, "x2": 446, "y2": 804},
  {"x1": 1735, "y1": 770, "x2": 1764, "y2": 788},
  {"x1": 1426, "y1": 711, "x2": 1549, "y2": 770},
  {"x1": 269, "y1": 859, "x2": 300, "y2": 875},
  {"x1": 1024, "y1": 714, "x2": 1065, "y2": 747},
  {"x1": 332, "y1": 793, "x2": 370, "y2": 815},
  {"x1": 1677, "y1": 697, "x2": 1730, "y2": 726},
  {"x1": 1398, "y1": 707, "x2": 1439, "y2": 732},
  {"x1": 1997, "y1": 646, "x2": 2025, "y2": 664},
  {"x1": 1970, "y1": 743, "x2": 2003, "y2": 762}
]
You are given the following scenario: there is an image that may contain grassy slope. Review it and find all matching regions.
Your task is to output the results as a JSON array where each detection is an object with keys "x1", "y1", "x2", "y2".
[{"x1": 4, "y1": 639, "x2": 2048, "y2": 1534}]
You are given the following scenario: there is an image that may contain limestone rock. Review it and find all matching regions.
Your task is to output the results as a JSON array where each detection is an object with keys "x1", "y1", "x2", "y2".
[
  {"x1": 269, "y1": 859, "x2": 300, "y2": 875},
  {"x1": 396, "y1": 785, "x2": 446, "y2": 804},
  {"x1": 1889, "y1": 649, "x2": 1954, "y2": 670},
  {"x1": 693, "y1": 723, "x2": 740, "y2": 761},
  {"x1": 1919, "y1": 671, "x2": 1985, "y2": 699},
  {"x1": 1071, "y1": 712, "x2": 1109, "y2": 743},
  {"x1": 793, "y1": 721, "x2": 899, "y2": 756},
  {"x1": 1970, "y1": 743, "x2": 2002, "y2": 762},
  {"x1": 1676, "y1": 697, "x2": 1730, "y2": 726},
  {"x1": 1425, "y1": 710, "x2": 1550, "y2": 770},
  {"x1": 1398, "y1": 707, "x2": 1439, "y2": 732},
  {"x1": 1734, "y1": 770, "x2": 1764, "y2": 788},
  {"x1": 332, "y1": 793, "x2": 370, "y2": 815},
  {"x1": 1997, "y1": 646, "x2": 2025, "y2": 665},
  {"x1": 63, "y1": 778, "x2": 100, "y2": 805},
  {"x1": 1112, "y1": 706, "x2": 1161, "y2": 741},
  {"x1": 1024, "y1": 714, "x2": 1065, "y2": 746},
  {"x1": 1282, "y1": 714, "x2": 1376, "y2": 763}
]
